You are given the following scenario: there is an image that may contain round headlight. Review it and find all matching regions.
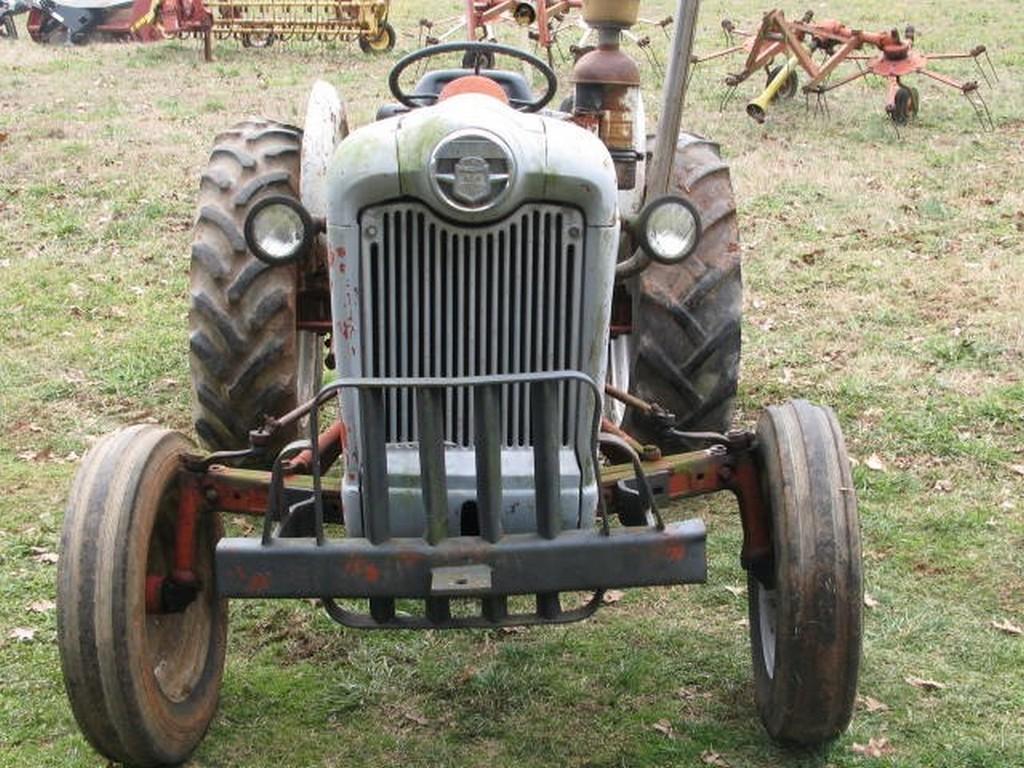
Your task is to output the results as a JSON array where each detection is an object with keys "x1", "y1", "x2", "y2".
[
  {"x1": 635, "y1": 196, "x2": 702, "y2": 265},
  {"x1": 244, "y1": 196, "x2": 314, "y2": 266}
]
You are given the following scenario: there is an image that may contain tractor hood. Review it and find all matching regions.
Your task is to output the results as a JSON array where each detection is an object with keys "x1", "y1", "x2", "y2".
[{"x1": 326, "y1": 94, "x2": 619, "y2": 227}]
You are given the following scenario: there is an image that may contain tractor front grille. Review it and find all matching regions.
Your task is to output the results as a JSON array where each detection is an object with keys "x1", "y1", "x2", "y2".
[{"x1": 359, "y1": 202, "x2": 587, "y2": 447}]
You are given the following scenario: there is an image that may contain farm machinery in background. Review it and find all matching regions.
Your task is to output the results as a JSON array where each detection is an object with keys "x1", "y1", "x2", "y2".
[
  {"x1": 416, "y1": 0, "x2": 673, "y2": 71},
  {"x1": 14, "y1": 0, "x2": 393, "y2": 56},
  {"x1": 694, "y1": 8, "x2": 997, "y2": 129},
  {"x1": 20, "y1": 0, "x2": 210, "y2": 47},
  {"x1": 206, "y1": 0, "x2": 394, "y2": 52}
]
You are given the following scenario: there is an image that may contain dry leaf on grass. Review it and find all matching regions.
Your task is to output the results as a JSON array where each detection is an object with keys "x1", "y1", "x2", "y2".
[
  {"x1": 30, "y1": 548, "x2": 59, "y2": 564},
  {"x1": 864, "y1": 593, "x2": 880, "y2": 609},
  {"x1": 906, "y1": 676, "x2": 946, "y2": 691},
  {"x1": 723, "y1": 585, "x2": 746, "y2": 598},
  {"x1": 602, "y1": 589, "x2": 624, "y2": 605},
  {"x1": 403, "y1": 712, "x2": 429, "y2": 727},
  {"x1": 933, "y1": 479, "x2": 953, "y2": 493},
  {"x1": 701, "y1": 749, "x2": 731, "y2": 767},
  {"x1": 852, "y1": 737, "x2": 895, "y2": 758},
  {"x1": 29, "y1": 600, "x2": 55, "y2": 613},
  {"x1": 651, "y1": 719, "x2": 674, "y2": 739},
  {"x1": 857, "y1": 695, "x2": 890, "y2": 713},
  {"x1": 9, "y1": 627, "x2": 36, "y2": 642},
  {"x1": 1010, "y1": 464, "x2": 1024, "y2": 478},
  {"x1": 991, "y1": 619, "x2": 1023, "y2": 637},
  {"x1": 865, "y1": 454, "x2": 886, "y2": 472}
]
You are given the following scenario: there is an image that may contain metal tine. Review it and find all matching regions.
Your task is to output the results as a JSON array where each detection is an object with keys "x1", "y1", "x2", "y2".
[
  {"x1": 416, "y1": 387, "x2": 448, "y2": 545},
  {"x1": 531, "y1": 379, "x2": 561, "y2": 540},
  {"x1": 474, "y1": 385, "x2": 503, "y2": 543}
]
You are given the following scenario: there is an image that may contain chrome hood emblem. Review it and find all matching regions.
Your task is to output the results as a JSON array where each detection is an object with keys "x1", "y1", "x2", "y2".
[{"x1": 430, "y1": 129, "x2": 514, "y2": 211}]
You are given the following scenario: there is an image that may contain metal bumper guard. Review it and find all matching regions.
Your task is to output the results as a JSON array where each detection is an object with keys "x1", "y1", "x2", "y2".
[{"x1": 214, "y1": 372, "x2": 708, "y2": 628}]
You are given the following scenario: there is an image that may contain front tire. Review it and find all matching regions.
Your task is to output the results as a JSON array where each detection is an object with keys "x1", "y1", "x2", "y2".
[
  {"x1": 748, "y1": 400, "x2": 862, "y2": 745},
  {"x1": 189, "y1": 119, "x2": 320, "y2": 459},
  {"x1": 625, "y1": 134, "x2": 742, "y2": 448},
  {"x1": 57, "y1": 426, "x2": 227, "y2": 767}
]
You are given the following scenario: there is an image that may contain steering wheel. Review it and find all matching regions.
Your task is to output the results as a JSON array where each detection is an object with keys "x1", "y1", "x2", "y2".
[{"x1": 388, "y1": 41, "x2": 558, "y2": 113}]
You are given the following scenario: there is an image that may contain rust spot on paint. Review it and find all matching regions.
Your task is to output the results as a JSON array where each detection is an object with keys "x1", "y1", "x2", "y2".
[
  {"x1": 664, "y1": 543, "x2": 687, "y2": 562},
  {"x1": 248, "y1": 572, "x2": 271, "y2": 593},
  {"x1": 344, "y1": 558, "x2": 381, "y2": 584}
]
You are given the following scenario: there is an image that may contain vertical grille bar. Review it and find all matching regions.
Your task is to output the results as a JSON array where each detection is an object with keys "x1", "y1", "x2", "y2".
[
  {"x1": 474, "y1": 385, "x2": 503, "y2": 542},
  {"x1": 361, "y1": 204, "x2": 586, "y2": 449},
  {"x1": 416, "y1": 387, "x2": 448, "y2": 545}
]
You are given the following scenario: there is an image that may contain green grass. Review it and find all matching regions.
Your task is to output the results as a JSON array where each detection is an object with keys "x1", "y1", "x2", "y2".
[{"x1": 2, "y1": 1, "x2": 1024, "y2": 766}]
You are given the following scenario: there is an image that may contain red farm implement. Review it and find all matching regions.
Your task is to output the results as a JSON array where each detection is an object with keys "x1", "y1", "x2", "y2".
[
  {"x1": 695, "y1": 8, "x2": 997, "y2": 129},
  {"x1": 417, "y1": 0, "x2": 673, "y2": 71},
  {"x1": 25, "y1": 0, "x2": 211, "y2": 48}
]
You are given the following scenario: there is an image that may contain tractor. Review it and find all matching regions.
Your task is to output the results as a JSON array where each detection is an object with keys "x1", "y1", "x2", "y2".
[{"x1": 57, "y1": 0, "x2": 863, "y2": 764}]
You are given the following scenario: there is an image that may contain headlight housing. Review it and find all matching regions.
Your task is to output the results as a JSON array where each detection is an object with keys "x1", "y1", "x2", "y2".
[
  {"x1": 243, "y1": 196, "x2": 315, "y2": 266},
  {"x1": 635, "y1": 195, "x2": 702, "y2": 265}
]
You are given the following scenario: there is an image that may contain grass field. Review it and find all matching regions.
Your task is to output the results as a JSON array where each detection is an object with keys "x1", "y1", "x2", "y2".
[{"x1": 1, "y1": 1, "x2": 1023, "y2": 766}]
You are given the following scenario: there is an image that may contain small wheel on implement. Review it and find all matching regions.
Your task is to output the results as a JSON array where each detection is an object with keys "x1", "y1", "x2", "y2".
[
  {"x1": 1, "y1": 13, "x2": 17, "y2": 40},
  {"x1": 766, "y1": 64, "x2": 799, "y2": 100},
  {"x1": 889, "y1": 84, "x2": 919, "y2": 125},
  {"x1": 358, "y1": 21, "x2": 395, "y2": 54},
  {"x1": 461, "y1": 48, "x2": 495, "y2": 69},
  {"x1": 241, "y1": 32, "x2": 275, "y2": 48},
  {"x1": 747, "y1": 400, "x2": 862, "y2": 745},
  {"x1": 57, "y1": 425, "x2": 227, "y2": 766}
]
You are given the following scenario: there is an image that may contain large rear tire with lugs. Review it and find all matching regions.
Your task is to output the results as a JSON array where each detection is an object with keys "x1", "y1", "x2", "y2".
[
  {"x1": 189, "y1": 119, "x2": 320, "y2": 460},
  {"x1": 748, "y1": 400, "x2": 862, "y2": 745},
  {"x1": 624, "y1": 133, "x2": 742, "y2": 450},
  {"x1": 57, "y1": 425, "x2": 227, "y2": 767}
]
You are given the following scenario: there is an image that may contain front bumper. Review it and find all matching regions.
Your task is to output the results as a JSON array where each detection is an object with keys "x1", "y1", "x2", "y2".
[{"x1": 216, "y1": 520, "x2": 706, "y2": 600}]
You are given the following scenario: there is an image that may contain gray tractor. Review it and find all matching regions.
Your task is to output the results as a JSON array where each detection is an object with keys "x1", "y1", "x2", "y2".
[{"x1": 57, "y1": 1, "x2": 863, "y2": 764}]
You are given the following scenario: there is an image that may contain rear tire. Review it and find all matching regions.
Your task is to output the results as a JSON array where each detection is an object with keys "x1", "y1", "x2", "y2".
[
  {"x1": 748, "y1": 400, "x2": 862, "y2": 745},
  {"x1": 189, "y1": 119, "x2": 320, "y2": 460},
  {"x1": 57, "y1": 426, "x2": 227, "y2": 767},
  {"x1": 624, "y1": 133, "x2": 742, "y2": 448}
]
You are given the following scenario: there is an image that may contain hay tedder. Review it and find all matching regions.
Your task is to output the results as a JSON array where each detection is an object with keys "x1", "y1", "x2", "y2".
[
  {"x1": 696, "y1": 8, "x2": 997, "y2": 128},
  {"x1": 417, "y1": 0, "x2": 673, "y2": 70},
  {"x1": 57, "y1": 0, "x2": 864, "y2": 764},
  {"x1": 206, "y1": 0, "x2": 393, "y2": 52}
]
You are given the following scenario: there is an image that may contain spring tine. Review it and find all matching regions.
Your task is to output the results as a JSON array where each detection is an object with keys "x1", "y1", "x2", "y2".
[
  {"x1": 531, "y1": 380, "x2": 561, "y2": 540},
  {"x1": 359, "y1": 388, "x2": 390, "y2": 544},
  {"x1": 985, "y1": 50, "x2": 999, "y2": 83},
  {"x1": 974, "y1": 56, "x2": 993, "y2": 88},
  {"x1": 474, "y1": 385, "x2": 503, "y2": 543},
  {"x1": 416, "y1": 387, "x2": 448, "y2": 545}
]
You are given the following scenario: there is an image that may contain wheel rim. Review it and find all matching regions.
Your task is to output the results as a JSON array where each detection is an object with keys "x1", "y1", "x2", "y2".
[
  {"x1": 144, "y1": 481, "x2": 216, "y2": 703},
  {"x1": 757, "y1": 583, "x2": 778, "y2": 679},
  {"x1": 363, "y1": 28, "x2": 391, "y2": 52}
]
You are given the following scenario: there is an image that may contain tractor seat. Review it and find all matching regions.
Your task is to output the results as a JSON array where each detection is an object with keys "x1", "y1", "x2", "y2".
[{"x1": 376, "y1": 69, "x2": 535, "y2": 121}]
